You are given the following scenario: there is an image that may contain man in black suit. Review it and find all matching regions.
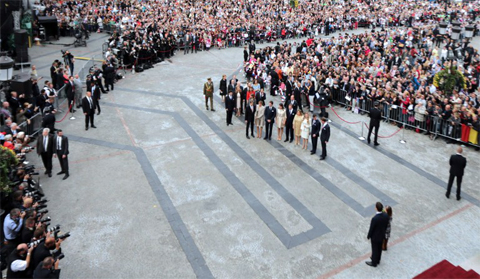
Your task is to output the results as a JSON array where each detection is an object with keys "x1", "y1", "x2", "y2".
[
  {"x1": 366, "y1": 202, "x2": 390, "y2": 267},
  {"x1": 446, "y1": 147, "x2": 467, "y2": 200},
  {"x1": 91, "y1": 80, "x2": 101, "y2": 115},
  {"x1": 310, "y1": 114, "x2": 320, "y2": 155},
  {"x1": 367, "y1": 101, "x2": 382, "y2": 146},
  {"x1": 264, "y1": 101, "x2": 276, "y2": 140},
  {"x1": 319, "y1": 117, "x2": 330, "y2": 160},
  {"x1": 225, "y1": 91, "x2": 236, "y2": 126},
  {"x1": 65, "y1": 76, "x2": 76, "y2": 113},
  {"x1": 255, "y1": 89, "x2": 266, "y2": 105},
  {"x1": 82, "y1": 91, "x2": 97, "y2": 130},
  {"x1": 284, "y1": 104, "x2": 296, "y2": 143},
  {"x1": 53, "y1": 129, "x2": 70, "y2": 180},
  {"x1": 245, "y1": 99, "x2": 256, "y2": 139},
  {"x1": 36, "y1": 128, "x2": 54, "y2": 177},
  {"x1": 285, "y1": 95, "x2": 298, "y2": 111},
  {"x1": 41, "y1": 108, "x2": 56, "y2": 134}
]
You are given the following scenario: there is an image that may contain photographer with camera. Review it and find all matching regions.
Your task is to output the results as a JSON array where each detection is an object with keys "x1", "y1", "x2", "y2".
[
  {"x1": 31, "y1": 237, "x2": 64, "y2": 272},
  {"x1": 5, "y1": 243, "x2": 35, "y2": 278},
  {"x1": 33, "y1": 256, "x2": 61, "y2": 279},
  {"x1": 62, "y1": 51, "x2": 75, "y2": 76},
  {"x1": 3, "y1": 209, "x2": 26, "y2": 245}
]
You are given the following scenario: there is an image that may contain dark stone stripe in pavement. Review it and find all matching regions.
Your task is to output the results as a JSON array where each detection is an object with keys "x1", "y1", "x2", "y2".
[
  {"x1": 68, "y1": 134, "x2": 214, "y2": 279},
  {"x1": 106, "y1": 93, "x2": 330, "y2": 249},
  {"x1": 102, "y1": 101, "x2": 331, "y2": 249},
  {"x1": 328, "y1": 121, "x2": 480, "y2": 208},
  {"x1": 268, "y1": 140, "x2": 370, "y2": 217}
]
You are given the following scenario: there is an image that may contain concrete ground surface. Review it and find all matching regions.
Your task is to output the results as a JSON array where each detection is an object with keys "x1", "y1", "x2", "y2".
[{"x1": 16, "y1": 29, "x2": 480, "y2": 278}]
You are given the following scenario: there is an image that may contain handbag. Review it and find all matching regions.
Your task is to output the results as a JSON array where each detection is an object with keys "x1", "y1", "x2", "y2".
[{"x1": 345, "y1": 95, "x2": 352, "y2": 101}]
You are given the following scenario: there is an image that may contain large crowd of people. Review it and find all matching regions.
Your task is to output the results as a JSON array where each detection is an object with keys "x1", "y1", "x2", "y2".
[{"x1": 224, "y1": 22, "x2": 480, "y2": 149}]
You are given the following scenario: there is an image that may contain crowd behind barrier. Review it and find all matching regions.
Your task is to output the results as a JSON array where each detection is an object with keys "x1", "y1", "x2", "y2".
[{"x1": 331, "y1": 88, "x2": 480, "y2": 146}]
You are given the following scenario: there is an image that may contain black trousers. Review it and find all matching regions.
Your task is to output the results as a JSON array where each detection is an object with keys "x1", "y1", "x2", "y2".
[
  {"x1": 371, "y1": 240, "x2": 383, "y2": 265},
  {"x1": 94, "y1": 98, "x2": 101, "y2": 113},
  {"x1": 41, "y1": 153, "x2": 53, "y2": 174},
  {"x1": 265, "y1": 121, "x2": 273, "y2": 139},
  {"x1": 105, "y1": 78, "x2": 114, "y2": 90},
  {"x1": 68, "y1": 97, "x2": 74, "y2": 112},
  {"x1": 311, "y1": 135, "x2": 318, "y2": 152},
  {"x1": 226, "y1": 109, "x2": 233, "y2": 124},
  {"x1": 57, "y1": 152, "x2": 69, "y2": 175},
  {"x1": 246, "y1": 120, "x2": 254, "y2": 136},
  {"x1": 368, "y1": 123, "x2": 380, "y2": 143},
  {"x1": 85, "y1": 112, "x2": 95, "y2": 127},
  {"x1": 285, "y1": 124, "x2": 294, "y2": 140},
  {"x1": 321, "y1": 141, "x2": 327, "y2": 158},
  {"x1": 447, "y1": 173, "x2": 463, "y2": 198}
]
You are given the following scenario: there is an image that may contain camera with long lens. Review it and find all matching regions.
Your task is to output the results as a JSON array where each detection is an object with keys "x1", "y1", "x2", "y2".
[{"x1": 28, "y1": 237, "x2": 45, "y2": 248}]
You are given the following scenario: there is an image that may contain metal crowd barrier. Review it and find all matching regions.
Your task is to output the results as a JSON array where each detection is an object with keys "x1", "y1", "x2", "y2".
[
  {"x1": 17, "y1": 112, "x2": 43, "y2": 136},
  {"x1": 331, "y1": 88, "x2": 480, "y2": 148}
]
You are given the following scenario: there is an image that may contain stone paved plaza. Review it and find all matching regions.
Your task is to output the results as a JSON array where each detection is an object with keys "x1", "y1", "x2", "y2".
[{"x1": 22, "y1": 31, "x2": 480, "y2": 278}]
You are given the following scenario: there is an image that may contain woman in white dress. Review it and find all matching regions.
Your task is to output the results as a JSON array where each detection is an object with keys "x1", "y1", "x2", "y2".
[
  {"x1": 255, "y1": 101, "x2": 265, "y2": 138},
  {"x1": 301, "y1": 112, "x2": 311, "y2": 150},
  {"x1": 276, "y1": 103, "x2": 286, "y2": 141}
]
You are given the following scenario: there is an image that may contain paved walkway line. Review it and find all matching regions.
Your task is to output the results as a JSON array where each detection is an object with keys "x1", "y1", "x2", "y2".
[{"x1": 68, "y1": 134, "x2": 214, "y2": 279}]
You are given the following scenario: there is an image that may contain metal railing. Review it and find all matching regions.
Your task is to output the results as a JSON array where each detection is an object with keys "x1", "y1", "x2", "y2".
[{"x1": 331, "y1": 88, "x2": 480, "y2": 148}]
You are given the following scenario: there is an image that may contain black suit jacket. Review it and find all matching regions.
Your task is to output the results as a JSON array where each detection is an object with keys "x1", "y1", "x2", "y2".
[
  {"x1": 285, "y1": 108, "x2": 296, "y2": 125},
  {"x1": 320, "y1": 123, "x2": 330, "y2": 142},
  {"x1": 82, "y1": 97, "x2": 96, "y2": 114},
  {"x1": 36, "y1": 134, "x2": 54, "y2": 155},
  {"x1": 53, "y1": 135, "x2": 69, "y2": 155},
  {"x1": 264, "y1": 106, "x2": 276, "y2": 122},
  {"x1": 449, "y1": 154, "x2": 467, "y2": 176},
  {"x1": 255, "y1": 92, "x2": 266, "y2": 105},
  {"x1": 225, "y1": 95, "x2": 236, "y2": 110},
  {"x1": 311, "y1": 119, "x2": 321, "y2": 136},
  {"x1": 245, "y1": 104, "x2": 256, "y2": 121},
  {"x1": 286, "y1": 100, "x2": 298, "y2": 111},
  {"x1": 369, "y1": 107, "x2": 382, "y2": 126},
  {"x1": 65, "y1": 82, "x2": 75, "y2": 100},
  {"x1": 41, "y1": 114, "x2": 56, "y2": 132},
  {"x1": 367, "y1": 212, "x2": 389, "y2": 242}
]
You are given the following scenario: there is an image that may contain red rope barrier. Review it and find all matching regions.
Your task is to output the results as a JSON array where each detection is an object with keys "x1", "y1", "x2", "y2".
[
  {"x1": 330, "y1": 106, "x2": 361, "y2": 124},
  {"x1": 363, "y1": 122, "x2": 403, "y2": 139},
  {"x1": 55, "y1": 101, "x2": 74, "y2": 123}
]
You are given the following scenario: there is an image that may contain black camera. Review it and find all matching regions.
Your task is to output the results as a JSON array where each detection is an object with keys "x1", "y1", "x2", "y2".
[
  {"x1": 56, "y1": 232, "x2": 70, "y2": 240},
  {"x1": 55, "y1": 253, "x2": 65, "y2": 261},
  {"x1": 28, "y1": 237, "x2": 45, "y2": 248},
  {"x1": 37, "y1": 209, "x2": 48, "y2": 214},
  {"x1": 47, "y1": 224, "x2": 61, "y2": 234},
  {"x1": 39, "y1": 216, "x2": 51, "y2": 223}
]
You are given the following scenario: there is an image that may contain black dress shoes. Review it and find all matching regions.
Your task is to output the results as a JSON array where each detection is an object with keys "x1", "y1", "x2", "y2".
[
  {"x1": 445, "y1": 193, "x2": 450, "y2": 199},
  {"x1": 263, "y1": 137, "x2": 268, "y2": 140},
  {"x1": 246, "y1": 135, "x2": 250, "y2": 139},
  {"x1": 289, "y1": 139, "x2": 293, "y2": 143},
  {"x1": 310, "y1": 151, "x2": 316, "y2": 155},
  {"x1": 284, "y1": 139, "x2": 289, "y2": 142},
  {"x1": 47, "y1": 173, "x2": 52, "y2": 177},
  {"x1": 211, "y1": 109, "x2": 216, "y2": 112},
  {"x1": 44, "y1": 171, "x2": 48, "y2": 175},
  {"x1": 62, "y1": 174, "x2": 69, "y2": 180},
  {"x1": 374, "y1": 142, "x2": 380, "y2": 146},
  {"x1": 97, "y1": 111, "x2": 101, "y2": 115},
  {"x1": 57, "y1": 172, "x2": 65, "y2": 175},
  {"x1": 367, "y1": 140, "x2": 371, "y2": 144},
  {"x1": 85, "y1": 127, "x2": 89, "y2": 130},
  {"x1": 365, "y1": 261, "x2": 377, "y2": 267},
  {"x1": 91, "y1": 125, "x2": 97, "y2": 128},
  {"x1": 320, "y1": 157, "x2": 325, "y2": 160},
  {"x1": 457, "y1": 196, "x2": 461, "y2": 201}
]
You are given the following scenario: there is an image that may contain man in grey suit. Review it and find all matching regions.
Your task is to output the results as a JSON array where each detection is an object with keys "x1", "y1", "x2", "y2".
[
  {"x1": 73, "y1": 74, "x2": 83, "y2": 109},
  {"x1": 53, "y1": 129, "x2": 70, "y2": 180}
]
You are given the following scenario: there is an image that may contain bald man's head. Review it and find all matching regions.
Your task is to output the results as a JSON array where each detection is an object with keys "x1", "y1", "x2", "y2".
[{"x1": 457, "y1": 146, "x2": 463, "y2": 154}]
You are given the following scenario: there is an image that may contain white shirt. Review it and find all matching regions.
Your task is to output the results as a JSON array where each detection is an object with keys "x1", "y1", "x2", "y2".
[
  {"x1": 57, "y1": 136, "x2": 62, "y2": 150},
  {"x1": 11, "y1": 259, "x2": 27, "y2": 272}
]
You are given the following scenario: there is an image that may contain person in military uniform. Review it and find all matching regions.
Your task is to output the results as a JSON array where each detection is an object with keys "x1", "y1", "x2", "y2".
[{"x1": 204, "y1": 78, "x2": 215, "y2": 111}]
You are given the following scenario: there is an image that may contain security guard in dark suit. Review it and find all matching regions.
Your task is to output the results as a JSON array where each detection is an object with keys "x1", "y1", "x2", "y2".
[
  {"x1": 446, "y1": 147, "x2": 467, "y2": 200},
  {"x1": 368, "y1": 101, "x2": 382, "y2": 146}
]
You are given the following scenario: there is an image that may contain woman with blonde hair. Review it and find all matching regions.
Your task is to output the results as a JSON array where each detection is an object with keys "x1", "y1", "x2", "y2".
[
  {"x1": 293, "y1": 110, "x2": 304, "y2": 146},
  {"x1": 301, "y1": 112, "x2": 311, "y2": 150},
  {"x1": 276, "y1": 103, "x2": 286, "y2": 141},
  {"x1": 255, "y1": 101, "x2": 265, "y2": 138}
]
